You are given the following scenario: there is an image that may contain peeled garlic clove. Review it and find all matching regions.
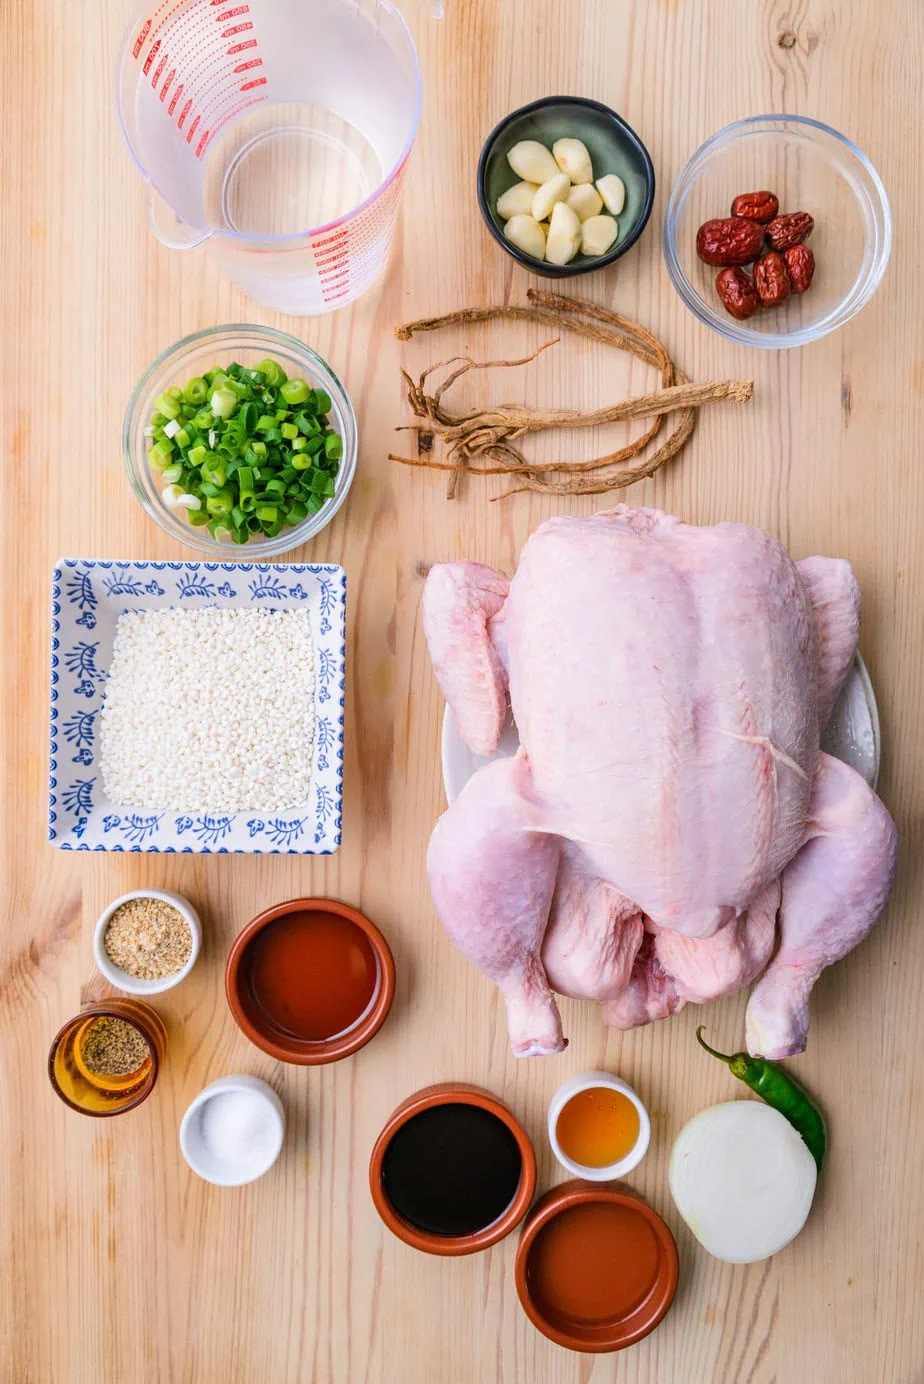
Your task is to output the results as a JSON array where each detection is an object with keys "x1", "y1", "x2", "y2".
[
  {"x1": 581, "y1": 214, "x2": 619, "y2": 257},
  {"x1": 531, "y1": 172, "x2": 571, "y2": 223},
  {"x1": 496, "y1": 180, "x2": 539, "y2": 220},
  {"x1": 504, "y1": 213, "x2": 547, "y2": 260},
  {"x1": 596, "y1": 173, "x2": 626, "y2": 216},
  {"x1": 566, "y1": 183, "x2": 603, "y2": 222},
  {"x1": 545, "y1": 200, "x2": 581, "y2": 265},
  {"x1": 552, "y1": 137, "x2": 593, "y2": 185},
  {"x1": 506, "y1": 139, "x2": 559, "y2": 185}
]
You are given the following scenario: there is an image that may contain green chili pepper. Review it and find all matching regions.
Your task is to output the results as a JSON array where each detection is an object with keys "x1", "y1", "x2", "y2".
[{"x1": 696, "y1": 1027, "x2": 826, "y2": 1171}]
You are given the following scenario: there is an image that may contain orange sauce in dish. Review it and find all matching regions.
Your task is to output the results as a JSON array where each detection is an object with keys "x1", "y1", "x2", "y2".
[
  {"x1": 556, "y1": 1086, "x2": 640, "y2": 1168},
  {"x1": 247, "y1": 910, "x2": 379, "y2": 1041},
  {"x1": 527, "y1": 1201, "x2": 661, "y2": 1325}
]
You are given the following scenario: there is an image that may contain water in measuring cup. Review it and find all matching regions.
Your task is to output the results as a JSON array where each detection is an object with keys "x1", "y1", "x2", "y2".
[{"x1": 202, "y1": 103, "x2": 383, "y2": 237}]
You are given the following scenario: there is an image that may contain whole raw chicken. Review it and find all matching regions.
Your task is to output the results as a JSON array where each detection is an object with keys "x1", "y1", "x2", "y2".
[{"x1": 424, "y1": 507, "x2": 898, "y2": 1059}]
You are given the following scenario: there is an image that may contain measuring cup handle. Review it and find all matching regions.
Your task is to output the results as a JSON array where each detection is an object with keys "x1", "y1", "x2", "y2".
[{"x1": 145, "y1": 186, "x2": 212, "y2": 251}]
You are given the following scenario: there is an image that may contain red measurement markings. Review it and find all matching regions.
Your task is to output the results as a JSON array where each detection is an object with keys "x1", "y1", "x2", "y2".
[
  {"x1": 216, "y1": 5, "x2": 249, "y2": 19},
  {"x1": 233, "y1": 58, "x2": 262, "y2": 73},
  {"x1": 221, "y1": 22, "x2": 253, "y2": 37},
  {"x1": 178, "y1": 98, "x2": 193, "y2": 129},
  {"x1": 142, "y1": 38, "x2": 160, "y2": 74},
  {"x1": 168, "y1": 80, "x2": 184, "y2": 115},
  {"x1": 227, "y1": 38, "x2": 257, "y2": 54},
  {"x1": 133, "y1": 19, "x2": 151, "y2": 59},
  {"x1": 160, "y1": 68, "x2": 175, "y2": 100},
  {"x1": 318, "y1": 253, "x2": 350, "y2": 275},
  {"x1": 151, "y1": 50, "x2": 169, "y2": 88},
  {"x1": 161, "y1": 0, "x2": 218, "y2": 126},
  {"x1": 192, "y1": 65, "x2": 241, "y2": 124},
  {"x1": 186, "y1": 113, "x2": 201, "y2": 144},
  {"x1": 316, "y1": 234, "x2": 352, "y2": 302},
  {"x1": 314, "y1": 243, "x2": 348, "y2": 266},
  {"x1": 239, "y1": 76, "x2": 266, "y2": 91},
  {"x1": 195, "y1": 127, "x2": 211, "y2": 157},
  {"x1": 196, "y1": 94, "x2": 264, "y2": 158},
  {"x1": 149, "y1": 0, "x2": 189, "y2": 44},
  {"x1": 173, "y1": 36, "x2": 237, "y2": 135},
  {"x1": 166, "y1": 0, "x2": 213, "y2": 63},
  {"x1": 313, "y1": 228, "x2": 349, "y2": 251}
]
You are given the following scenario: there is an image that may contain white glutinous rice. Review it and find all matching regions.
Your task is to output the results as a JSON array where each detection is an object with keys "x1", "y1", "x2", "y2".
[{"x1": 100, "y1": 608, "x2": 315, "y2": 812}]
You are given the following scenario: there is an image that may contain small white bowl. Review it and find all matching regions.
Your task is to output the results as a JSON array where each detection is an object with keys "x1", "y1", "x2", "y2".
[
  {"x1": 180, "y1": 1075, "x2": 285, "y2": 1187},
  {"x1": 548, "y1": 1070, "x2": 651, "y2": 1182},
  {"x1": 93, "y1": 888, "x2": 201, "y2": 995}
]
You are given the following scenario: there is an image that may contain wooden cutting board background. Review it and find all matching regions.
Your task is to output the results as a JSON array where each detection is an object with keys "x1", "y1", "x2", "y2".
[{"x1": 1, "y1": 1, "x2": 922, "y2": 1380}]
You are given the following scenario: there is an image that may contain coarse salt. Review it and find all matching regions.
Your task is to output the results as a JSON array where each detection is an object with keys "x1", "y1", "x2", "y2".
[{"x1": 99, "y1": 607, "x2": 315, "y2": 813}]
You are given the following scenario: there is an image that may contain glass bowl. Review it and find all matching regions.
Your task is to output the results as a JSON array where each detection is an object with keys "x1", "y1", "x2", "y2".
[
  {"x1": 663, "y1": 115, "x2": 891, "y2": 349},
  {"x1": 48, "y1": 999, "x2": 166, "y2": 1117},
  {"x1": 123, "y1": 325, "x2": 357, "y2": 556}
]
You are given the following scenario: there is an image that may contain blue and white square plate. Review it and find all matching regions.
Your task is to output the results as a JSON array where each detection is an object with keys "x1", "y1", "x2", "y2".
[{"x1": 49, "y1": 559, "x2": 345, "y2": 853}]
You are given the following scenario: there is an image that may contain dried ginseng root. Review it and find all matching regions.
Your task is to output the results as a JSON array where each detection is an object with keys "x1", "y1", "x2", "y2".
[{"x1": 389, "y1": 290, "x2": 753, "y2": 499}]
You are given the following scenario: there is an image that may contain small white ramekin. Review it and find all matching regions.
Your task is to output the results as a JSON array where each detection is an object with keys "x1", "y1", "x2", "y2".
[
  {"x1": 179, "y1": 1075, "x2": 285, "y2": 1187},
  {"x1": 548, "y1": 1070, "x2": 651, "y2": 1182},
  {"x1": 93, "y1": 888, "x2": 201, "y2": 996}
]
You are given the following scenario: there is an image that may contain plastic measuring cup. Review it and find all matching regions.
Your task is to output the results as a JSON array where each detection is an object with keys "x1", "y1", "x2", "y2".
[{"x1": 116, "y1": 0, "x2": 422, "y2": 313}]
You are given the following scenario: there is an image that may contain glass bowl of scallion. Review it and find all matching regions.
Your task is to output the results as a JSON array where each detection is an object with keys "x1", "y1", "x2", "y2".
[{"x1": 123, "y1": 325, "x2": 357, "y2": 556}]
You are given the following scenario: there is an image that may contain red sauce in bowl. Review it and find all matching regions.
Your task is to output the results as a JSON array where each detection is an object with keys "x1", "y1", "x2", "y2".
[
  {"x1": 527, "y1": 1202, "x2": 662, "y2": 1326},
  {"x1": 247, "y1": 909, "x2": 379, "y2": 1041}
]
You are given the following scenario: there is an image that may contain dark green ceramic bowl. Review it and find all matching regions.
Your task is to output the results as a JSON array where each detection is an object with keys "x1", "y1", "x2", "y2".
[{"x1": 477, "y1": 96, "x2": 655, "y2": 278}]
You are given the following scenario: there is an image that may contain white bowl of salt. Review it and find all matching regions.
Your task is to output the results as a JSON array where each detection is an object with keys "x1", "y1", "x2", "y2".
[{"x1": 180, "y1": 1075, "x2": 285, "y2": 1186}]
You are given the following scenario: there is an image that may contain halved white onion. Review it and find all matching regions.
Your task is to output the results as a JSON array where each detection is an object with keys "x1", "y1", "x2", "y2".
[{"x1": 669, "y1": 1101, "x2": 816, "y2": 1264}]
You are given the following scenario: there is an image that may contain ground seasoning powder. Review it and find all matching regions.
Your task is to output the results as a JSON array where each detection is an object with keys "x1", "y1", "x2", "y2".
[
  {"x1": 79, "y1": 1017, "x2": 150, "y2": 1078},
  {"x1": 103, "y1": 897, "x2": 192, "y2": 980}
]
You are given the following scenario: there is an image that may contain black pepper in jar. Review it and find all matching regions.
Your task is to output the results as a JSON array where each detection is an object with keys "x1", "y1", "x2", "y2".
[{"x1": 78, "y1": 1016, "x2": 150, "y2": 1079}]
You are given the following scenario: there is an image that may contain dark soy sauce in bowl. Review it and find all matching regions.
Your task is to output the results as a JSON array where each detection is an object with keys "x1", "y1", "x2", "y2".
[{"x1": 381, "y1": 1102, "x2": 523, "y2": 1237}]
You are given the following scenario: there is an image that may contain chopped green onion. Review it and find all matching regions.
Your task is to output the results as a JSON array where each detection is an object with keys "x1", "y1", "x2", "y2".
[
  {"x1": 151, "y1": 438, "x2": 174, "y2": 466},
  {"x1": 210, "y1": 387, "x2": 237, "y2": 419},
  {"x1": 280, "y1": 378, "x2": 309, "y2": 405},
  {"x1": 257, "y1": 358, "x2": 287, "y2": 388},
  {"x1": 147, "y1": 355, "x2": 343, "y2": 545},
  {"x1": 183, "y1": 376, "x2": 208, "y2": 405}
]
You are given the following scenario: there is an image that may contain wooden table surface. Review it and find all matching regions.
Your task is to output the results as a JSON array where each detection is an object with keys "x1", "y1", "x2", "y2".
[{"x1": 2, "y1": 1, "x2": 922, "y2": 1380}]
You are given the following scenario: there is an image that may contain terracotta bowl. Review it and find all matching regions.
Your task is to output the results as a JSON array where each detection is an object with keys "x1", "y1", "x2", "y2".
[
  {"x1": 225, "y1": 897, "x2": 395, "y2": 1065},
  {"x1": 515, "y1": 1181, "x2": 679, "y2": 1352},
  {"x1": 369, "y1": 1083, "x2": 537, "y2": 1256}
]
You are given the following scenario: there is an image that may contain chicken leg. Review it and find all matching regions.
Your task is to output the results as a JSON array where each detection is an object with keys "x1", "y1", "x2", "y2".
[
  {"x1": 427, "y1": 753, "x2": 565, "y2": 1055},
  {"x1": 746, "y1": 751, "x2": 898, "y2": 1058},
  {"x1": 541, "y1": 844, "x2": 645, "y2": 1003}
]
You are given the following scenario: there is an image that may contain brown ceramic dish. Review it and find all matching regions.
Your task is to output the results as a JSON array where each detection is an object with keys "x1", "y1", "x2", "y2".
[
  {"x1": 369, "y1": 1083, "x2": 537, "y2": 1256},
  {"x1": 514, "y1": 1181, "x2": 679, "y2": 1352},
  {"x1": 225, "y1": 898, "x2": 395, "y2": 1065}
]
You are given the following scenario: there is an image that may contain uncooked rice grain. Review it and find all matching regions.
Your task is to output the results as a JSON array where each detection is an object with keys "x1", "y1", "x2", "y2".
[{"x1": 100, "y1": 608, "x2": 315, "y2": 812}]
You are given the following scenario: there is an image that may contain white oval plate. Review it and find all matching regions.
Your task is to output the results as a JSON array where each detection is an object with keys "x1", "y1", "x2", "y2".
[{"x1": 441, "y1": 655, "x2": 880, "y2": 805}]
